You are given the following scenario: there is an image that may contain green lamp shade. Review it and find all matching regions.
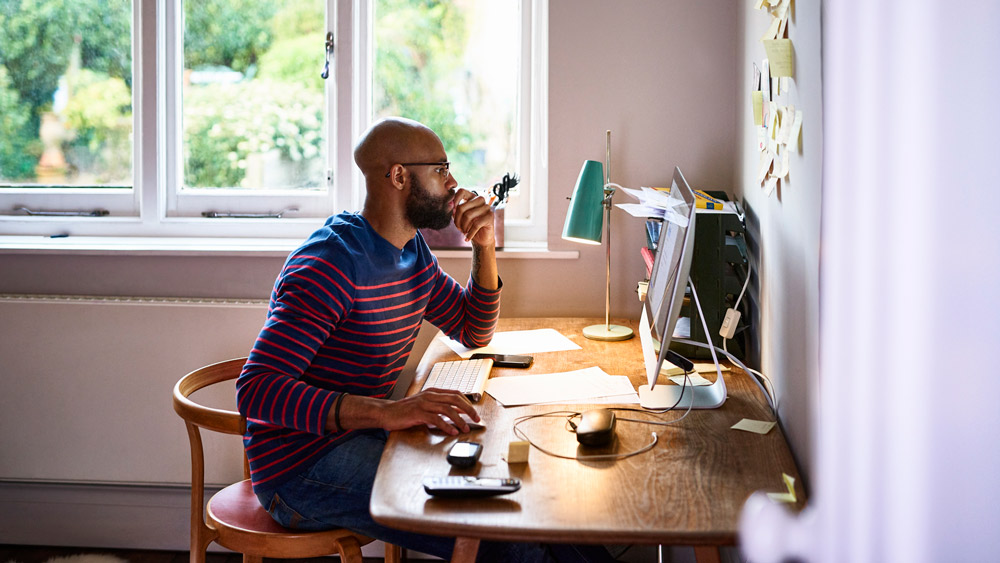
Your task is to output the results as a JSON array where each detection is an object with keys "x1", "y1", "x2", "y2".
[{"x1": 561, "y1": 160, "x2": 605, "y2": 245}]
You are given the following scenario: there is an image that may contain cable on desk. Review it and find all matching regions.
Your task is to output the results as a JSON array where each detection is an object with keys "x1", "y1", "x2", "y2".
[
  {"x1": 675, "y1": 337, "x2": 777, "y2": 419},
  {"x1": 715, "y1": 258, "x2": 778, "y2": 414},
  {"x1": 513, "y1": 410, "x2": 660, "y2": 461},
  {"x1": 510, "y1": 373, "x2": 700, "y2": 463}
]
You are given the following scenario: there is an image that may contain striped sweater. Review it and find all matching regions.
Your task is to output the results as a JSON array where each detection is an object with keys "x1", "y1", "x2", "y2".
[{"x1": 236, "y1": 212, "x2": 501, "y2": 496}]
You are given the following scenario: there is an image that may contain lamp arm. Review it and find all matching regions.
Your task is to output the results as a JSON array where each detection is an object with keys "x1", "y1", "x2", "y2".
[{"x1": 602, "y1": 186, "x2": 615, "y2": 330}]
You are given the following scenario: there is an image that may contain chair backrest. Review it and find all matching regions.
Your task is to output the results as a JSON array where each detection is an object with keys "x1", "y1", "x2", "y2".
[
  {"x1": 173, "y1": 357, "x2": 248, "y2": 435},
  {"x1": 172, "y1": 357, "x2": 251, "y2": 516}
]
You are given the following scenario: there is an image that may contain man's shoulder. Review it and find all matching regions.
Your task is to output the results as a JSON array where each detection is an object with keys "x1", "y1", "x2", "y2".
[{"x1": 282, "y1": 213, "x2": 368, "y2": 276}]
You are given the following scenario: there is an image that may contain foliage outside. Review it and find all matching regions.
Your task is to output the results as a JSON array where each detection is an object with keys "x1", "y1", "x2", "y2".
[{"x1": 1, "y1": 0, "x2": 503, "y2": 192}]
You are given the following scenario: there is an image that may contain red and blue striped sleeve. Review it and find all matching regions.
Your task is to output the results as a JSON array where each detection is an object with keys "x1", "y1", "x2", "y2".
[
  {"x1": 236, "y1": 254, "x2": 355, "y2": 436},
  {"x1": 423, "y1": 264, "x2": 502, "y2": 349}
]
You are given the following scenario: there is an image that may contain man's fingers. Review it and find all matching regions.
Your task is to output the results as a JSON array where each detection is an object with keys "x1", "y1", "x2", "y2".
[{"x1": 453, "y1": 201, "x2": 494, "y2": 242}]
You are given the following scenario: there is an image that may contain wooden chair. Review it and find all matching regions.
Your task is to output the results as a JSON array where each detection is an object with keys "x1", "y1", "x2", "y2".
[{"x1": 173, "y1": 357, "x2": 402, "y2": 563}]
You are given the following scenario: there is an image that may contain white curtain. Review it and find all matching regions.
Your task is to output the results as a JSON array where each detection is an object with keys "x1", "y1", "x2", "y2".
[{"x1": 743, "y1": 2, "x2": 1000, "y2": 561}]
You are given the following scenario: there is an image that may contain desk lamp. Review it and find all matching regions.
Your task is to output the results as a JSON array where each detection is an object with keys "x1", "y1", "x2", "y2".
[{"x1": 561, "y1": 131, "x2": 634, "y2": 341}]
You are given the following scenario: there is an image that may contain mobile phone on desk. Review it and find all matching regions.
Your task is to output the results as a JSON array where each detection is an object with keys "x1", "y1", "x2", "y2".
[
  {"x1": 447, "y1": 441, "x2": 483, "y2": 468},
  {"x1": 470, "y1": 353, "x2": 533, "y2": 368}
]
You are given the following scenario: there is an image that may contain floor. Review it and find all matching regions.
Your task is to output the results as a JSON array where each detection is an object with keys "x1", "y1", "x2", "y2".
[{"x1": 0, "y1": 545, "x2": 390, "y2": 563}]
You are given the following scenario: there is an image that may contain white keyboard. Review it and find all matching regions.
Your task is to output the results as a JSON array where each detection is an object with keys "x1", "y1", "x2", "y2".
[{"x1": 421, "y1": 358, "x2": 495, "y2": 402}]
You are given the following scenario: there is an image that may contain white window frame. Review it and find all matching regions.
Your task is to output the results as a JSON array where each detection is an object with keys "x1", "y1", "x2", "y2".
[{"x1": 0, "y1": 0, "x2": 548, "y2": 246}]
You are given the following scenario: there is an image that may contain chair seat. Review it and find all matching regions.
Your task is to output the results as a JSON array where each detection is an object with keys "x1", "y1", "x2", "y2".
[
  {"x1": 208, "y1": 480, "x2": 290, "y2": 534},
  {"x1": 207, "y1": 480, "x2": 369, "y2": 559}
]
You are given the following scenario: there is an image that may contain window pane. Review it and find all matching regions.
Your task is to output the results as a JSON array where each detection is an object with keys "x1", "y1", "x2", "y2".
[
  {"x1": 373, "y1": 0, "x2": 520, "y2": 195},
  {"x1": 182, "y1": 0, "x2": 326, "y2": 191},
  {"x1": 0, "y1": 1, "x2": 133, "y2": 188}
]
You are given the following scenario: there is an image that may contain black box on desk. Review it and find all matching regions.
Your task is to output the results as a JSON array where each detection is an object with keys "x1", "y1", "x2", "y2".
[{"x1": 644, "y1": 191, "x2": 750, "y2": 360}]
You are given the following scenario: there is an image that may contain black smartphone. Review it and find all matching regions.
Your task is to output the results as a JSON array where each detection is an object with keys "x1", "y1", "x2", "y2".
[
  {"x1": 446, "y1": 441, "x2": 483, "y2": 468},
  {"x1": 470, "y1": 353, "x2": 533, "y2": 368}
]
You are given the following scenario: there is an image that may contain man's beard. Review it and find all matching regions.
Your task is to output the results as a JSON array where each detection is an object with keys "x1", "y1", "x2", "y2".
[{"x1": 406, "y1": 174, "x2": 453, "y2": 230}]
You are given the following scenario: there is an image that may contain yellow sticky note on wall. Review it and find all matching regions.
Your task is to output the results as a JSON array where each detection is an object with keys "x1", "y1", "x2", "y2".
[
  {"x1": 752, "y1": 91, "x2": 763, "y2": 125},
  {"x1": 762, "y1": 39, "x2": 794, "y2": 77}
]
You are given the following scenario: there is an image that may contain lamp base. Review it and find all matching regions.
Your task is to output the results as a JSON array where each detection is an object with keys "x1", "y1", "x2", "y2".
[{"x1": 582, "y1": 324, "x2": 634, "y2": 341}]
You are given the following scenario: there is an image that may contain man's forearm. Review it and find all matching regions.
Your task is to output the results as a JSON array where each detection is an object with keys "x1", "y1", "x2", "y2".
[
  {"x1": 471, "y1": 243, "x2": 499, "y2": 290},
  {"x1": 326, "y1": 393, "x2": 386, "y2": 433}
]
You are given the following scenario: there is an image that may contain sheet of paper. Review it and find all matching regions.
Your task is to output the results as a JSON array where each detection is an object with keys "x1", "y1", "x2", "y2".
[
  {"x1": 765, "y1": 176, "x2": 779, "y2": 195},
  {"x1": 668, "y1": 371, "x2": 714, "y2": 387},
  {"x1": 615, "y1": 202, "x2": 665, "y2": 219},
  {"x1": 757, "y1": 153, "x2": 774, "y2": 184},
  {"x1": 788, "y1": 110, "x2": 804, "y2": 147},
  {"x1": 566, "y1": 390, "x2": 641, "y2": 405},
  {"x1": 777, "y1": 150, "x2": 790, "y2": 179},
  {"x1": 760, "y1": 17, "x2": 780, "y2": 41},
  {"x1": 538, "y1": 375, "x2": 640, "y2": 405},
  {"x1": 439, "y1": 328, "x2": 580, "y2": 358},
  {"x1": 775, "y1": 106, "x2": 790, "y2": 143},
  {"x1": 485, "y1": 367, "x2": 638, "y2": 407},
  {"x1": 752, "y1": 91, "x2": 763, "y2": 126},
  {"x1": 762, "y1": 39, "x2": 794, "y2": 77},
  {"x1": 731, "y1": 418, "x2": 777, "y2": 434}
]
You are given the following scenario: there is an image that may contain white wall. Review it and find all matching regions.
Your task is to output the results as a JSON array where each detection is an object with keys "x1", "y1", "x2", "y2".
[
  {"x1": 0, "y1": 0, "x2": 744, "y2": 552},
  {"x1": 736, "y1": 1, "x2": 821, "y2": 481}
]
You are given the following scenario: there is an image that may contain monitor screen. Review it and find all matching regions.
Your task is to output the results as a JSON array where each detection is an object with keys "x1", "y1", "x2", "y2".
[{"x1": 640, "y1": 166, "x2": 697, "y2": 390}]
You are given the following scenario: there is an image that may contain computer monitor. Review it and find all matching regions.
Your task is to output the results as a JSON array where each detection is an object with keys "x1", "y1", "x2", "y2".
[{"x1": 637, "y1": 167, "x2": 727, "y2": 409}]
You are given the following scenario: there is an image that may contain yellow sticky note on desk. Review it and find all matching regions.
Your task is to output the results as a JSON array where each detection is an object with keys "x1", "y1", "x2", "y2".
[
  {"x1": 731, "y1": 418, "x2": 776, "y2": 434},
  {"x1": 763, "y1": 39, "x2": 795, "y2": 77},
  {"x1": 752, "y1": 91, "x2": 763, "y2": 125},
  {"x1": 767, "y1": 473, "x2": 797, "y2": 503}
]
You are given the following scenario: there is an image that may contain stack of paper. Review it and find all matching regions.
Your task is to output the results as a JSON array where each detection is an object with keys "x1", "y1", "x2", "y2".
[
  {"x1": 485, "y1": 366, "x2": 639, "y2": 407},
  {"x1": 616, "y1": 186, "x2": 737, "y2": 221}
]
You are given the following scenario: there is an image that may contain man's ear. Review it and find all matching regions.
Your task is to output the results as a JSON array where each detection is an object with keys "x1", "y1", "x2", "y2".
[{"x1": 387, "y1": 165, "x2": 408, "y2": 190}]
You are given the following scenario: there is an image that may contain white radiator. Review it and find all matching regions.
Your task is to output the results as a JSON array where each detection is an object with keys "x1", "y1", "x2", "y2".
[{"x1": 0, "y1": 294, "x2": 268, "y2": 487}]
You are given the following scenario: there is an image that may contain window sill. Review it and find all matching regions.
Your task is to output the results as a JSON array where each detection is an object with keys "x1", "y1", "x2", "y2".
[{"x1": 0, "y1": 235, "x2": 580, "y2": 259}]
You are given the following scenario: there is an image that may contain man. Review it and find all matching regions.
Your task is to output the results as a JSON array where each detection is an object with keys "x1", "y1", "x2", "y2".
[{"x1": 236, "y1": 117, "x2": 561, "y2": 560}]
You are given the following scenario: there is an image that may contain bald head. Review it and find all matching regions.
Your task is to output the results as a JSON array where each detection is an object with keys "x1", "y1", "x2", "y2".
[{"x1": 354, "y1": 117, "x2": 443, "y2": 180}]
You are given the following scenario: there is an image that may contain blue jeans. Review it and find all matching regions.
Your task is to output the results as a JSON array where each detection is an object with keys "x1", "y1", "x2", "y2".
[{"x1": 255, "y1": 430, "x2": 612, "y2": 562}]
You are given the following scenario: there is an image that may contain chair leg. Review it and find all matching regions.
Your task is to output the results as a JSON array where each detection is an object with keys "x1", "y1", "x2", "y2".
[
  {"x1": 384, "y1": 543, "x2": 403, "y2": 563},
  {"x1": 336, "y1": 536, "x2": 364, "y2": 563},
  {"x1": 242, "y1": 556, "x2": 263, "y2": 563}
]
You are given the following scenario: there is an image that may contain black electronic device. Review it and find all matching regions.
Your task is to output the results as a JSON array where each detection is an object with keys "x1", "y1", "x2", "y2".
[
  {"x1": 446, "y1": 441, "x2": 483, "y2": 468},
  {"x1": 574, "y1": 408, "x2": 617, "y2": 446},
  {"x1": 422, "y1": 476, "x2": 521, "y2": 498},
  {"x1": 469, "y1": 353, "x2": 533, "y2": 368}
]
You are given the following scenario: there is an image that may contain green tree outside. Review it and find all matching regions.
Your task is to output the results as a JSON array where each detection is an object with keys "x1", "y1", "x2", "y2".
[{"x1": 1, "y1": 0, "x2": 487, "y2": 189}]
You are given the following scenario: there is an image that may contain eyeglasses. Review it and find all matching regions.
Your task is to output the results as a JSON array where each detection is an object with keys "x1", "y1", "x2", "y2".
[{"x1": 385, "y1": 162, "x2": 451, "y2": 179}]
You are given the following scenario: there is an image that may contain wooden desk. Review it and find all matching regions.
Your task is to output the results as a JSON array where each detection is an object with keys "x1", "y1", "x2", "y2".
[{"x1": 370, "y1": 318, "x2": 803, "y2": 562}]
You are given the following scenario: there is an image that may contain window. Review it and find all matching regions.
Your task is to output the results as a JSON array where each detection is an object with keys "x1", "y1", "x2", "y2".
[
  {"x1": 0, "y1": 0, "x2": 547, "y2": 244},
  {"x1": 0, "y1": 0, "x2": 136, "y2": 217}
]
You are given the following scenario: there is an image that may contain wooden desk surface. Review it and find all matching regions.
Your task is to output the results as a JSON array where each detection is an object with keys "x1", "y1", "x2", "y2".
[{"x1": 370, "y1": 318, "x2": 803, "y2": 547}]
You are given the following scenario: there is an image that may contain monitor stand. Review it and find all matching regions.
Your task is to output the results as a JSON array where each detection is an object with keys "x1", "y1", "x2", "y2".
[
  {"x1": 638, "y1": 376, "x2": 727, "y2": 409},
  {"x1": 638, "y1": 277, "x2": 728, "y2": 410}
]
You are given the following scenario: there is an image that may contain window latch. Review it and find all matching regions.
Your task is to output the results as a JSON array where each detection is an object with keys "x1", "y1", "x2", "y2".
[
  {"x1": 321, "y1": 31, "x2": 334, "y2": 79},
  {"x1": 16, "y1": 206, "x2": 109, "y2": 217},
  {"x1": 202, "y1": 207, "x2": 298, "y2": 219}
]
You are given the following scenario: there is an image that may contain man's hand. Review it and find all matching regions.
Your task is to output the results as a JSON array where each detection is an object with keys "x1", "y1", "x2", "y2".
[
  {"x1": 333, "y1": 389, "x2": 480, "y2": 436},
  {"x1": 452, "y1": 188, "x2": 496, "y2": 248},
  {"x1": 381, "y1": 389, "x2": 481, "y2": 435}
]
